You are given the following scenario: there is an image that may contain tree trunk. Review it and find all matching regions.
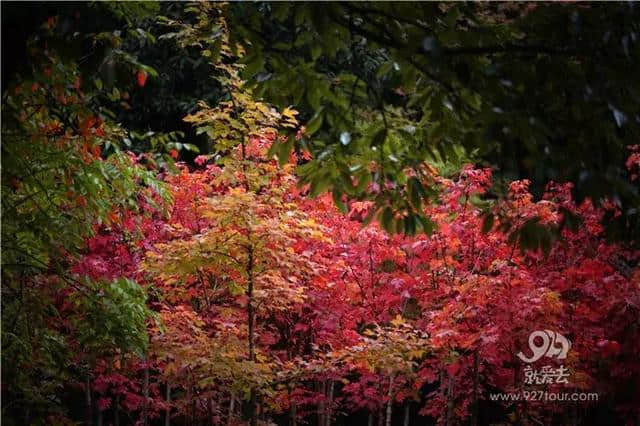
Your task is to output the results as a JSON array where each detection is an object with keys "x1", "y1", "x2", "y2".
[
  {"x1": 367, "y1": 413, "x2": 373, "y2": 426},
  {"x1": 403, "y1": 401, "x2": 410, "y2": 426},
  {"x1": 143, "y1": 360, "x2": 150, "y2": 426},
  {"x1": 247, "y1": 245, "x2": 258, "y2": 426},
  {"x1": 165, "y1": 382, "x2": 171, "y2": 426},
  {"x1": 513, "y1": 358, "x2": 521, "y2": 425},
  {"x1": 290, "y1": 399, "x2": 297, "y2": 426},
  {"x1": 445, "y1": 374, "x2": 455, "y2": 426},
  {"x1": 385, "y1": 374, "x2": 395, "y2": 426},
  {"x1": 377, "y1": 408, "x2": 383, "y2": 426},
  {"x1": 228, "y1": 393, "x2": 235, "y2": 426},
  {"x1": 325, "y1": 380, "x2": 334, "y2": 426},
  {"x1": 471, "y1": 350, "x2": 479, "y2": 426},
  {"x1": 86, "y1": 375, "x2": 93, "y2": 426},
  {"x1": 97, "y1": 408, "x2": 103, "y2": 426},
  {"x1": 115, "y1": 355, "x2": 124, "y2": 426},
  {"x1": 318, "y1": 380, "x2": 326, "y2": 426},
  {"x1": 114, "y1": 393, "x2": 120, "y2": 426}
]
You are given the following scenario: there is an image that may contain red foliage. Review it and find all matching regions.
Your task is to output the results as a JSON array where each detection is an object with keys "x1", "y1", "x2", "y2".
[
  {"x1": 70, "y1": 140, "x2": 639, "y2": 424},
  {"x1": 136, "y1": 70, "x2": 147, "y2": 87}
]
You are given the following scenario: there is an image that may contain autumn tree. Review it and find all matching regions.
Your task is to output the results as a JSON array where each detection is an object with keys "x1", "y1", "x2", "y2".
[
  {"x1": 141, "y1": 25, "x2": 323, "y2": 420},
  {"x1": 2, "y1": 3, "x2": 640, "y2": 426},
  {"x1": 1, "y1": 26, "x2": 166, "y2": 422}
]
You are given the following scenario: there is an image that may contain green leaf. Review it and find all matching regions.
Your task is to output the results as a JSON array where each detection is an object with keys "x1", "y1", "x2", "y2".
[
  {"x1": 481, "y1": 213, "x2": 495, "y2": 234},
  {"x1": 242, "y1": 53, "x2": 265, "y2": 79},
  {"x1": 332, "y1": 190, "x2": 347, "y2": 213},
  {"x1": 371, "y1": 128, "x2": 387, "y2": 146},
  {"x1": 305, "y1": 110, "x2": 324, "y2": 136},
  {"x1": 381, "y1": 207, "x2": 394, "y2": 232},
  {"x1": 408, "y1": 177, "x2": 425, "y2": 210},
  {"x1": 417, "y1": 215, "x2": 435, "y2": 235},
  {"x1": 307, "y1": 83, "x2": 323, "y2": 110},
  {"x1": 309, "y1": 173, "x2": 331, "y2": 197},
  {"x1": 377, "y1": 61, "x2": 393, "y2": 79},
  {"x1": 183, "y1": 144, "x2": 200, "y2": 153},
  {"x1": 277, "y1": 134, "x2": 295, "y2": 166},
  {"x1": 311, "y1": 44, "x2": 322, "y2": 61},
  {"x1": 404, "y1": 214, "x2": 417, "y2": 235}
]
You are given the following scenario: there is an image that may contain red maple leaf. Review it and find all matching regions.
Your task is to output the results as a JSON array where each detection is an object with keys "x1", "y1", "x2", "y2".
[{"x1": 136, "y1": 70, "x2": 147, "y2": 87}]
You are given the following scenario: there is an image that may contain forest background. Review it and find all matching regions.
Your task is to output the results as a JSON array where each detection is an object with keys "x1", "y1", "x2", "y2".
[{"x1": 2, "y1": 2, "x2": 639, "y2": 426}]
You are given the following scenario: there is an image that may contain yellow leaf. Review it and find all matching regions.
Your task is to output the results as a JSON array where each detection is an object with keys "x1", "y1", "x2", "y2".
[
  {"x1": 282, "y1": 107, "x2": 299, "y2": 118},
  {"x1": 391, "y1": 315, "x2": 405, "y2": 327}
]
